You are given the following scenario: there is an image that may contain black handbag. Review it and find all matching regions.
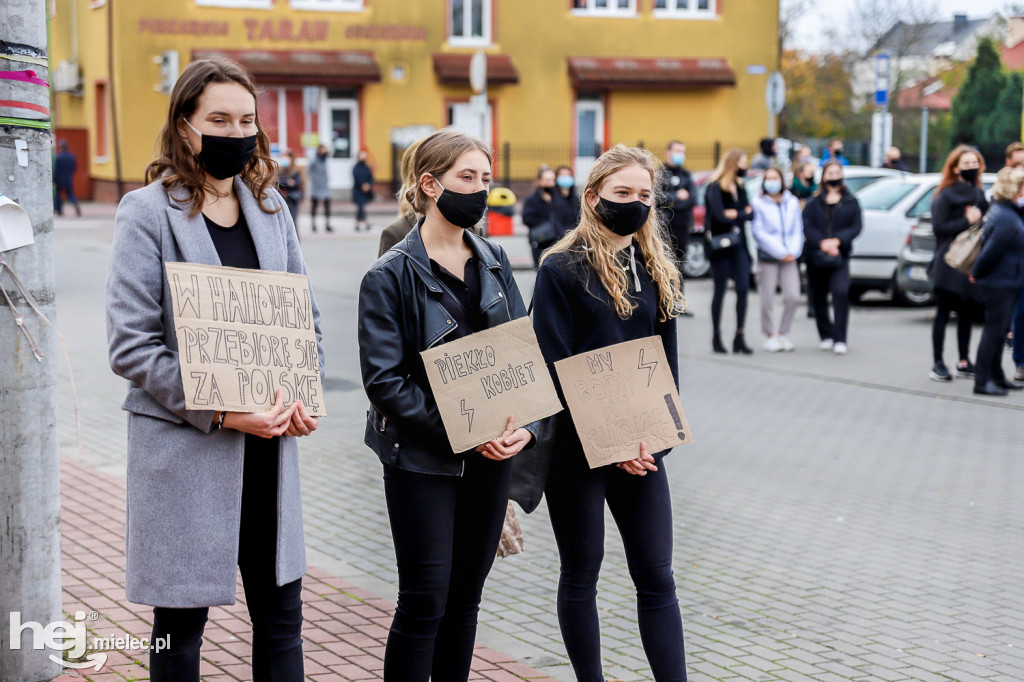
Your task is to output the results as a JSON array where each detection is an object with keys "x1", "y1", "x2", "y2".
[
  {"x1": 509, "y1": 414, "x2": 559, "y2": 513},
  {"x1": 528, "y1": 220, "x2": 557, "y2": 245},
  {"x1": 710, "y1": 227, "x2": 741, "y2": 251},
  {"x1": 811, "y1": 250, "x2": 843, "y2": 270}
]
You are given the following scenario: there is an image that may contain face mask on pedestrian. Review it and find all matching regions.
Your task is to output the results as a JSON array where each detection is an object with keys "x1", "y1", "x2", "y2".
[
  {"x1": 595, "y1": 196, "x2": 651, "y2": 237},
  {"x1": 671, "y1": 152, "x2": 685, "y2": 167},
  {"x1": 556, "y1": 175, "x2": 574, "y2": 189},
  {"x1": 541, "y1": 185, "x2": 555, "y2": 196},
  {"x1": 736, "y1": 167, "x2": 747, "y2": 178},
  {"x1": 825, "y1": 178, "x2": 843, "y2": 188},
  {"x1": 431, "y1": 176, "x2": 488, "y2": 229},
  {"x1": 959, "y1": 168, "x2": 979, "y2": 183},
  {"x1": 280, "y1": 159, "x2": 291, "y2": 170},
  {"x1": 763, "y1": 179, "x2": 782, "y2": 195},
  {"x1": 184, "y1": 118, "x2": 257, "y2": 180}
]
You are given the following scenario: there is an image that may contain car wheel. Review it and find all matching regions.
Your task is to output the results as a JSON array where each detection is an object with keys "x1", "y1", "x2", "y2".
[
  {"x1": 682, "y1": 239, "x2": 711, "y2": 279},
  {"x1": 893, "y1": 284, "x2": 934, "y2": 307}
]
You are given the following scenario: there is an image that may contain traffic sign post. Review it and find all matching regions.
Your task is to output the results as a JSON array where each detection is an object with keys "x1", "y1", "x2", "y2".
[
  {"x1": 873, "y1": 52, "x2": 892, "y2": 168},
  {"x1": 765, "y1": 71, "x2": 785, "y2": 139}
]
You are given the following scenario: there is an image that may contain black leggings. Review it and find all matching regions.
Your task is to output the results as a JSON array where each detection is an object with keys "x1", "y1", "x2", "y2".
[
  {"x1": 932, "y1": 288, "x2": 972, "y2": 364},
  {"x1": 310, "y1": 198, "x2": 331, "y2": 222},
  {"x1": 382, "y1": 456, "x2": 512, "y2": 681},
  {"x1": 545, "y1": 445, "x2": 687, "y2": 682},
  {"x1": 808, "y1": 259, "x2": 851, "y2": 343},
  {"x1": 150, "y1": 436, "x2": 304, "y2": 682},
  {"x1": 975, "y1": 285, "x2": 1017, "y2": 386},
  {"x1": 710, "y1": 246, "x2": 750, "y2": 335}
]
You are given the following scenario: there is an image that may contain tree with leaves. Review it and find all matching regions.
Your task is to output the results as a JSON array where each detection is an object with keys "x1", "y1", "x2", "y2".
[{"x1": 951, "y1": 37, "x2": 1023, "y2": 167}]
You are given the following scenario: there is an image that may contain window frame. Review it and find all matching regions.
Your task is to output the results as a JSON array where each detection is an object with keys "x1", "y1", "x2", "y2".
[
  {"x1": 652, "y1": 0, "x2": 717, "y2": 20},
  {"x1": 571, "y1": 0, "x2": 637, "y2": 18},
  {"x1": 193, "y1": 0, "x2": 272, "y2": 9},
  {"x1": 448, "y1": 0, "x2": 492, "y2": 47},
  {"x1": 289, "y1": 0, "x2": 364, "y2": 12}
]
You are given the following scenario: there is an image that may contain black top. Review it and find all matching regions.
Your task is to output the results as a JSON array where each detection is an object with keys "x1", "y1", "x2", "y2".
[
  {"x1": 802, "y1": 190, "x2": 863, "y2": 258},
  {"x1": 429, "y1": 256, "x2": 484, "y2": 340},
  {"x1": 705, "y1": 180, "x2": 751, "y2": 236},
  {"x1": 522, "y1": 188, "x2": 581, "y2": 243},
  {"x1": 203, "y1": 211, "x2": 260, "y2": 270},
  {"x1": 931, "y1": 180, "x2": 989, "y2": 297},
  {"x1": 658, "y1": 163, "x2": 696, "y2": 234}
]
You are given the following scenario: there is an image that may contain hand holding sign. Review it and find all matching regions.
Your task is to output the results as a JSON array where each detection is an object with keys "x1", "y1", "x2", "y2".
[
  {"x1": 476, "y1": 415, "x2": 532, "y2": 460},
  {"x1": 617, "y1": 441, "x2": 659, "y2": 476}
]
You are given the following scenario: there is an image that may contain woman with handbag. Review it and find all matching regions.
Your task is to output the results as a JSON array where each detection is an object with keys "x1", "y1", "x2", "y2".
[
  {"x1": 532, "y1": 145, "x2": 688, "y2": 682},
  {"x1": 969, "y1": 166, "x2": 1024, "y2": 396},
  {"x1": 751, "y1": 167, "x2": 804, "y2": 352},
  {"x1": 105, "y1": 56, "x2": 323, "y2": 681},
  {"x1": 523, "y1": 166, "x2": 578, "y2": 266},
  {"x1": 802, "y1": 161, "x2": 863, "y2": 354},
  {"x1": 928, "y1": 145, "x2": 988, "y2": 381},
  {"x1": 706, "y1": 148, "x2": 754, "y2": 354},
  {"x1": 357, "y1": 128, "x2": 537, "y2": 681}
]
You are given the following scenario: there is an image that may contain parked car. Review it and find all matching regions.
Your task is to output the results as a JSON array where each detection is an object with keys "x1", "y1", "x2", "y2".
[
  {"x1": 685, "y1": 166, "x2": 902, "y2": 279},
  {"x1": 895, "y1": 176, "x2": 996, "y2": 300},
  {"x1": 855, "y1": 173, "x2": 996, "y2": 306}
]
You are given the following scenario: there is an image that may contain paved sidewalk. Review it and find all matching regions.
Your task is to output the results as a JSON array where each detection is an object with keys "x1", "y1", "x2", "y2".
[{"x1": 53, "y1": 456, "x2": 552, "y2": 682}]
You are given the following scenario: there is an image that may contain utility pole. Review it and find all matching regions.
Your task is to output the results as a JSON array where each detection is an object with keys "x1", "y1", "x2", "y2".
[{"x1": 0, "y1": 0, "x2": 63, "y2": 680}]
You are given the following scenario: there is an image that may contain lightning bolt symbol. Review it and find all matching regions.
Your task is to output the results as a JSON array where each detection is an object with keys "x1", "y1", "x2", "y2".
[
  {"x1": 460, "y1": 399, "x2": 475, "y2": 432},
  {"x1": 638, "y1": 349, "x2": 658, "y2": 388}
]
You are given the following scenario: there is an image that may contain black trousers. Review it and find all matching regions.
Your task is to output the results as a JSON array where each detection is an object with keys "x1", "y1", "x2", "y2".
[
  {"x1": 710, "y1": 246, "x2": 750, "y2": 335},
  {"x1": 975, "y1": 285, "x2": 1017, "y2": 387},
  {"x1": 807, "y1": 259, "x2": 852, "y2": 343},
  {"x1": 932, "y1": 288, "x2": 973, "y2": 364},
  {"x1": 150, "y1": 435, "x2": 304, "y2": 682},
  {"x1": 382, "y1": 456, "x2": 512, "y2": 681},
  {"x1": 310, "y1": 198, "x2": 331, "y2": 224},
  {"x1": 545, "y1": 445, "x2": 687, "y2": 682},
  {"x1": 668, "y1": 227, "x2": 689, "y2": 295}
]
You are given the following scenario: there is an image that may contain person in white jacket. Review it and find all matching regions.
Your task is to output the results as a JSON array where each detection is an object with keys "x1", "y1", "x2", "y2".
[{"x1": 752, "y1": 167, "x2": 804, "y2": 351}]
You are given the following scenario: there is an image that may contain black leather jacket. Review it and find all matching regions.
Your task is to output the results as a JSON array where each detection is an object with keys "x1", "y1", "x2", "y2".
[{"x1": 358, "y1": 223, "x2": 535, "y2": 476}]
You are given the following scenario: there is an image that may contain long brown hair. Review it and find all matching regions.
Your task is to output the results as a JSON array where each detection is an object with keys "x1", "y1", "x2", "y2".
[
  {"x1": 938, "y1": 145, "x2": 985, "y2": 193},
  {"x1": 815, "y1": 160, "x2": 847, "y2": 196},
  {"x1": 145, "y1": 56, "x2": 278, "y2": 217},
  {"x1": 404, "y1": 128, "x2": 492, "y2": 214},
  {"x1": 396, "y1": 138, "x2": 423, "y2": 220},
  {"x1": 541, "y1": 145, "x2": 683, "y2": 321},
  {"x1": 708, "y1": 148, "x2": 746, "y2": 195}
]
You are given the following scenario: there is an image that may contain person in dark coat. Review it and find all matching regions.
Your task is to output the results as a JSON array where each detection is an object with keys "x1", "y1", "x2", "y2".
[
  {"x1": 54, "y1": 139, "x2": 81, "y2": 217},
  {"x1": 882, "y1": 146, "x2": 909, "y2": 172},
  {"x1": 802, "y1": 161, "x2": 863, "y2": 354},
  {"x1": 970, "y1": 166, "x2": 1024, "y2": 395},
  {"x1": 658, "y1": 140, "x2": 695, "y2": 312},
  {"x1": 522, "y1": 166, "x2": 579, "y2": 266},
  {"x1": 928, "y1": 145, "x2": 988, "y2": 382},
  {"x1": 352, "y1": 149, "x2": 374, "y2": 231},
  {"x1": 555, "y1": 164, "x2": 582, "y2": 226},
  {"x1": 751, "y1": 137, "x2": 775, "y2": 171},
  {"x1": 705, "y1": 148, "x2": 753, "y2": 354},
  {"x1": 277, "y1": 149, "x2": 303, "y2": 229}
]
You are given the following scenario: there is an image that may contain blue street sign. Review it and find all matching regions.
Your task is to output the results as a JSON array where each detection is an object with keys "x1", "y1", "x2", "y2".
[{"x1": 875, "y1": 52, "x2": 891, "y2": 107}]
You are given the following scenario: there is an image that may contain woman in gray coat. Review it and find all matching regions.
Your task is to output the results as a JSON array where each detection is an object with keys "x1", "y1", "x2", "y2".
[{"x1": 105, "y1": 57, "x2": 323, "y2": 682}]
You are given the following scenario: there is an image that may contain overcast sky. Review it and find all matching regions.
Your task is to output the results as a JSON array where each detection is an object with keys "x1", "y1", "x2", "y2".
[{"x1": 790, "y1": 0, "x2": 1012, "y2": 52}]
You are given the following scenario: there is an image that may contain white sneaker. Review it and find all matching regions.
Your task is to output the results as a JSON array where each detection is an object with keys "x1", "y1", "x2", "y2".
[
  {"x1": 833, "y1": 342, "x2": 848, "y2": 355},
  {"x1": 819, "y1": 339, "x2": 834, "y2": 351},
  {"x1": 778, "y1": 336, "x2": 795, "y2": 352},
  {"x1": 763, "y1": 336, "x2": 783, "y2": 352}
]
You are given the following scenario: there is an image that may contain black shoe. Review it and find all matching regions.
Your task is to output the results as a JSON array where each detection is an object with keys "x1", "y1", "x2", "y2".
[
  {"x1": 325, "y1": 225, "x2": 334, "y2": 233},
  {"x1": 930, "y1": 363, "x2": 953, "y2": 382},
  {"x1": 712, "y1": 333, "x2": 727, "y2": 354},
  {"x1": 974, "y1": 381, "x2": 1009, "y2": 396},
  {"x1": 955, "y1": 361, "x2": 976, "y2": 378},
  {"x1": 995, "y1": 379, "x2": 1024, "y2": 391},
  {"x1": 733, "y1": 333, "x2": 753, "y2": 355}
]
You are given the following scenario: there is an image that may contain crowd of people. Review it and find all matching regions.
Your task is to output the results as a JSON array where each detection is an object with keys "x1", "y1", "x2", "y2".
[{"x1": 101, "y1": 54, "x2": 1024, "y2": 682}]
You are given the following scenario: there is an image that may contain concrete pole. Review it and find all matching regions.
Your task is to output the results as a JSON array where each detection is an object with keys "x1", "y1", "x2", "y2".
[
  {"x1": 0, "y1": 1, "x2": 63, "y2": 680},
  {"x1": 920, "y1": 107, "x2": 929, "y2": 174}
]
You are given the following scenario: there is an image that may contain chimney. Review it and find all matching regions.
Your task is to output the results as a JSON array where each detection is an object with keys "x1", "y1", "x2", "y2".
[
  {"x1": 1008, "y1": 16, "x2": 1024, "y2": 48},
  {"x1": 953, "y1": 14, "x2": 968, "y2": 33}
]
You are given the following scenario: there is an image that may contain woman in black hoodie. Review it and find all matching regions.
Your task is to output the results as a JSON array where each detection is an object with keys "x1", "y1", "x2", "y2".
[
  {"x1": 928, "y1": 145, "x2": 988, "y2": 381},
  {"x1": 802, "y1": 161, "x2": 863, "y2": 354}
]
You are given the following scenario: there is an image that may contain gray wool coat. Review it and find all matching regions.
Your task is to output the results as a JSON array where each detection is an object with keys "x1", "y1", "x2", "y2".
[{"x1": 105, "y1": 177, "x2": 324, "y2": 608}]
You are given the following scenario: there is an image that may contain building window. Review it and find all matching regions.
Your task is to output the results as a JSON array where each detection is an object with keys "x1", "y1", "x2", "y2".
[
  {"x1": 290, "y1": 0, "x2": 363, "y2": 11},
  {"x1": 450, "y1": 0, "x2": 491, "y2": 45},
  {"x1": 572, "y1": 0, "x2": 636, "y2": 16},
  {"x1": 653, "y1": 0, "x2": 716, "y2": 18},
  {"x1": 194, "y1": 0, "x2": 272, "y2": 8}
]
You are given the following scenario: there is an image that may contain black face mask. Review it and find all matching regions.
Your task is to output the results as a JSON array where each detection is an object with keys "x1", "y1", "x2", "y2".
[
  {"x1": 541, "y1": 186, "x2": 555, "y2": 196},
  {"x1": 596, "y1": 197, "x2": 651, "y2": 237},
  {"x1": 185, "y1": 119, "x2": 257, "y2": 180},
  {"x1": 433, "y1": 178, "x2": 488, "y2": 229},
  {"x1": 825, "y1": 178, "x2": 843, "y2": 188},
  {"x1": 317, "y1": 151, "x2": 328, "y2": 160},
  {"x1": 736, "y1": 168, "x2": 748, "y2": 178},
  {"x1": 959, "y1": 168, "x2": 979, "y2": 183}
]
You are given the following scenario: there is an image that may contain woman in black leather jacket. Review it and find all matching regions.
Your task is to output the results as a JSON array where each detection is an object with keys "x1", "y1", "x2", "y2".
[{"x1": 357, "y1": 129, "x2": 536, "y2": 681}]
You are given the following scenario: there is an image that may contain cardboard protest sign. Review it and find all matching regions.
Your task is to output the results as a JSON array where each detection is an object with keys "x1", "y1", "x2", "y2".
[
  {"x1": 554, "y1": 336, "x2": 691, "y2": 468},
  {"x1": 165, "y1": 262, "x2": 325, "y2": 416},
  {"x1": 420, "y1": 317, "x2": 562, "y2": 452}
]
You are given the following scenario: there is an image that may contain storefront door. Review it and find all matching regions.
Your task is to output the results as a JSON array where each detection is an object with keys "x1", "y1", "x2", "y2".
[
  {"x1": 574, "y1": 98, "x2": 604, "y2": 181},
  {"x1": 320, "y1": 94, "x2": 359, "y2": 191}
]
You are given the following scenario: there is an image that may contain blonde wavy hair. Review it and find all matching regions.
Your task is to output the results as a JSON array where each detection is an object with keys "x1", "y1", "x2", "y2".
[
  {"x1": 708, "y1": 148, "x2": 747, "y2": 192},
  {"x1": 541, "y1": 145, "x2": 684, "y2": 321},
  {"x1": 396, "y1": 138, "x2": 423, "y2": 221}
]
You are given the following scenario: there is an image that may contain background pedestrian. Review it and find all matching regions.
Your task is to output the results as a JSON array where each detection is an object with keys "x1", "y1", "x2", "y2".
[
  {"x1": 309, "y1": 143, "x2": 332, "y2": 232},
  {"x1": 659, "y1": 140, "x2": 695, "y2": 312},
  {"x1": 790, "y1": 161, "x2": 818, "y2": 203},
  {"x1": 929, "y1": 145, "x2": 987, "y2": 381},
  {"x1": 751, "y1": 137, "x2": 776, "y2": 171},
  {"x1": 353, "y1": 149, "x2": 374, "y2": 231},
  {"x1": 378, "y1": 139, "x2": 422, "y2": 256},
  {"x1": 882, "y1": 146, "x2": 908, "y2": 171},
  {"x1": 752, "y1": 167, "x2": 803, "y2": 352},
  {"x1": 53, "y1": 139, "x2": 81, "y2": 217},
  {"x1": 277, "y1": 149, "x2": 303, "y2": 229},
  {"x1": 523, "y1": 166, "x2": 577, "y2": 266},
  {"x1": 820, "y1": 138, "x2": 850, "y2": 166}
]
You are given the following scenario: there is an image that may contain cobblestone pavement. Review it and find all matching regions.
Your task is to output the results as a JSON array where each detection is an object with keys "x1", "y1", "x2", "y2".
[{"x1": 50, "y1": 204, "x2": 1023, "y2": 681}]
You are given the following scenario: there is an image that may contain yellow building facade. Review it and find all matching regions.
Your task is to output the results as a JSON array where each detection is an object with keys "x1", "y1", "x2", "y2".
[{"x1": 50, "y1": 0, "x2": 779, "y2": 200}]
